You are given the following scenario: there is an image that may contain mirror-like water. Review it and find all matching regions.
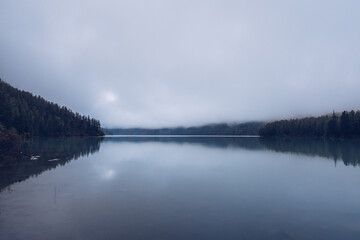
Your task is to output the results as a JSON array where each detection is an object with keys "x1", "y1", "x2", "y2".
[{"x1": 1, "y1": 136, "x2": 360, "y2": 240}]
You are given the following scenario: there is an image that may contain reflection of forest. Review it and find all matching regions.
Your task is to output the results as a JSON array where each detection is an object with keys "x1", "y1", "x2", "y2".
[
  {"x1": 260, "y1": 138, "x2": 360, "y2": 167},
  {"x1": 104, "y1": 137, "x2": 360, "y2": 167},
  {"x1": 1, "y1": 136, "x2": 359, "y2": 192},
  {"x1": 104, "y1": 136, "x2": 264, "y2": 150},
  {"x1": 0, "y1": 137, "x2": 103, "y2": 192}
]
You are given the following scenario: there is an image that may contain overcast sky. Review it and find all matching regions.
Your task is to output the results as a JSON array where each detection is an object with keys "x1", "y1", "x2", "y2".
[{"x1": 0, "y1": 0, "x2": 359, "y2": 128}]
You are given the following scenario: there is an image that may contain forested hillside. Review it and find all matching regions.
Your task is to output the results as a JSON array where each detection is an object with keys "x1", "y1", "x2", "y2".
[
  {"x1": 106, "y1": 122, "x2": 265, "y2": 135},
  {"x1": 0, "y1": 79, "x2": 104, "y2": 137},
  {"x1": 259, "y1": 111, "x2": 360, "y2": 138}
]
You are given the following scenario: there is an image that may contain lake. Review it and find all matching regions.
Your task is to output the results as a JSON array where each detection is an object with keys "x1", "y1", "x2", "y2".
[{"x1": 1, "y1": 136, "x2": 360, "y2": 240}]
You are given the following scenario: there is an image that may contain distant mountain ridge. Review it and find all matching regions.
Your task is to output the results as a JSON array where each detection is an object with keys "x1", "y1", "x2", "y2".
[
  {"x1": 0, "y1": 78, "x2": 104, "y2": 137},
  {"x1": 104, "y1": 122, "x2": 265, "y2": 135}
]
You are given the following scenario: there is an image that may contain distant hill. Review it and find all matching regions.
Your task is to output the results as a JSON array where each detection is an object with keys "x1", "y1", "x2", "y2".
[
  {"x1": 0, "y1": 78, "x2": 104, "y2": 137},
  {"x1": 105, "y1": 122, "x2": 265, "y2": 135}
]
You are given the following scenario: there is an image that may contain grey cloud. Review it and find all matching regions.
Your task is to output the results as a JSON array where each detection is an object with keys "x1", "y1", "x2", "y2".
[{"x1": 0, "y1": 0, "x2": 359, "y2": 128}]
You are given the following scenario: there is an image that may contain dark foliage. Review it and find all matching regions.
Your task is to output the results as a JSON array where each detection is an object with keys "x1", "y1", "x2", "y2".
[
  {"x1": 106, "y1": 122, "x2": 265, "y2": 135},
  {"x1": 259, "y1": 110, "x2": 360, "y2": 138},
  {"x1": 0, "y1": 79, "x2": 104, "y2": 137},
  {"x1": 0, "y1": 124, "x2": 21, "y2": 155}
]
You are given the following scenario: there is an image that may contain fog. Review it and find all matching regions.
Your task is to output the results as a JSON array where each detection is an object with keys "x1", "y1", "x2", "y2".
[{"x1": 0, "y1": 0, "x2": 359, "y2": 128}]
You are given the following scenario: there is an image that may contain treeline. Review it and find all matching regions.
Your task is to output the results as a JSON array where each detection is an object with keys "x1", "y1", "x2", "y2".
[
  {"x1": 106, "y1": 122, "x2": 265, "y2": 135},
  {"x1": 259, "y1": 110, "x2": 360, "y2": 138},
  {"x1": 0, "y1": 79, "x2": 104, "y2": 137}
]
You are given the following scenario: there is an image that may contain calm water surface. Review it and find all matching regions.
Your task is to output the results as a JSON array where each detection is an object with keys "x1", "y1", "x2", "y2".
[{"x1": 1, "y1": 136, "x2": 360, "y2": 240}]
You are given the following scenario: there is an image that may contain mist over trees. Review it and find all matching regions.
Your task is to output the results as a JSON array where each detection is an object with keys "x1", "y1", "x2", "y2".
[
  {"x1": 260, "y1": 111, "x2": 360, "y2": 138},
  {"x1": 0, "y1": 79, "x2": 104, "y2": 137}
]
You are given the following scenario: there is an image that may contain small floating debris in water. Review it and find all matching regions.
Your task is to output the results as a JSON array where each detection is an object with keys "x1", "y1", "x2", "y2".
[
  {"x1": 30, "y1": 156, "x2": 40, "y2": 160},
  {"x1": 48, "y1": 158, "x2": 60, "y2": 162}
]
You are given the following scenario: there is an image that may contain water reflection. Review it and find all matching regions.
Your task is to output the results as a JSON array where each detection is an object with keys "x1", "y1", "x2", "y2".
[
  {"x1": 104, "y1": 136, "x2": 264, "y2": 150},
  {"x1": 105, "y1": 136, "x2": 360, "y2": 167},
  {"x1": 1, "y1": 136, "x2": 360, "y2": 240},
  {"x1": 1, "y1": 136, "x2": 360, "y2": 193},
  {"x1": 260, "y1": 138, "x2": 360, "y2": 167},
  {"x1": 0, "y1": 137, "x2": 103, "y2": 191}
]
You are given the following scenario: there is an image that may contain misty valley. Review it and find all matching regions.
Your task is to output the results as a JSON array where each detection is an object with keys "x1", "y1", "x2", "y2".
[
  {"x1": 2, "y1": 75, "x2": 360, "y2": 240},
  {"x1": 1, "y1": 136, "x2": 360, "y2": 240},
  {"x1": 1, "y1": 1, "x2": 360, "y2": 239}
]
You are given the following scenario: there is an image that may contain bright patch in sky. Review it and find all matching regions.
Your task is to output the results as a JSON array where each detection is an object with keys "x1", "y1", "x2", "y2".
[
  {"x1": 105, "y1": 92, "x2": 117, "y2": 103},
  {"x1": 104, "y1": 169, "x2": 115, "y2": 179}
]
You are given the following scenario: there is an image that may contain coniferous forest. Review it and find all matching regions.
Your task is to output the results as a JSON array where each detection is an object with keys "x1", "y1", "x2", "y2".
[
  {"x1": 259, "y1": 111, "x2": 360, "y2": 138},
  {"x1": 0, "y1": 79, "x2": 104, "y2": 138}
]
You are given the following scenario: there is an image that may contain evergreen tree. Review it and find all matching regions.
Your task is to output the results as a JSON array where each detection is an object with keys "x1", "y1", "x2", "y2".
[
  {"x1": 0, "y1": 78, "x2": 104, "y2": 137},
  {"x1": 260, "y1": 110, "x2": 360, "y2": 139}
]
